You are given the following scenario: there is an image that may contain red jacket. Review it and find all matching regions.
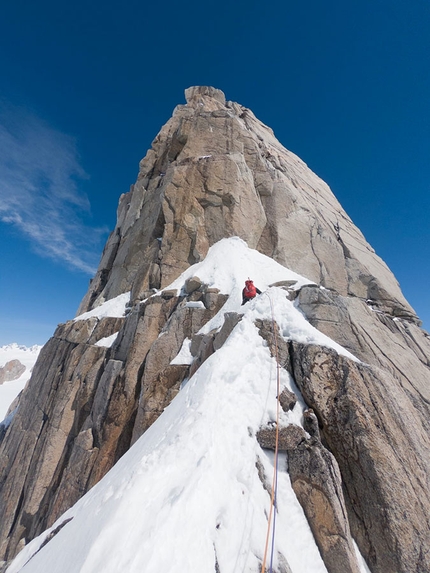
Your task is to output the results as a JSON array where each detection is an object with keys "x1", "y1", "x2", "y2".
[{"x1": 242, "y1": 280, "x2": 262, "y2": 304}]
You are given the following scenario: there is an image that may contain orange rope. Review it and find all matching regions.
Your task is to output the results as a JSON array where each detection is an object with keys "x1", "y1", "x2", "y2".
[{"x1": 261, "y1": 294, "x2": 282, "y2": 573}]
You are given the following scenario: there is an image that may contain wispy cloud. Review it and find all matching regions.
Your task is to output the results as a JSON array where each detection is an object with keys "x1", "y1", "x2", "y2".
[{"x1": 0, "y1": 102, "x2": 108, "y2": 274}]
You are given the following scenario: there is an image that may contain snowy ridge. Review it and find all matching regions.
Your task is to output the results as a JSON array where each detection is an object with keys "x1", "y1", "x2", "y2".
[
  {"x1": 7, "y1": 239, "x2": 366, "y2": 573},
  {"x1": 164, "y1": 236, "x2": 312, "y2": 298},
  {"x1": 164, "y1": 238, "x2": 358, "y2": 361}
]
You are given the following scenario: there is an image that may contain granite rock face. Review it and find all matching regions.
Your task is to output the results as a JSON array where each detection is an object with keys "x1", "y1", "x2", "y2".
[
  {"x1": 289, "y1": 342, "x2": 430, "y2": 573},
  {"x1": 284, "y1": 423, "x2": 361, "y2": 573},
  {"x1": 257, "y1": 284, "x2": 430, "y2": 573},
  {"x1": 256, "y1": 412, "x2": 362, "y2": 573},
  {"x1": 297, "y1": 285, "x2": 430, "y2": 402},
  {"x1": 77, "y1": 87, "x2": 417, "y2": 324},
  {"x1": 0, "y1": 87, "x2": 429, "y2": 573}
]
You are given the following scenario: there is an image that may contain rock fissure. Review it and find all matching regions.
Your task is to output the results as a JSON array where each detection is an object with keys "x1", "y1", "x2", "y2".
[
  {"x1": 309, "y1": 221, "x2": 325, "y2": 286},
  {"x1": 361, "y1": 325, "x2": 417, "y2": 384}
]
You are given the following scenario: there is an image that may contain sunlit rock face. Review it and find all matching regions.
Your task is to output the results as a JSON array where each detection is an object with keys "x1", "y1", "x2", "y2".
[
  {"x1": 288, "y1": 342, "x2": 430, "y2": 573},
  {"x1": 0, "y1": 87, "x2": 429, "y2": 573},
  {"x1": 77, "y1": 86, "x2": 417, "y2": 323}
]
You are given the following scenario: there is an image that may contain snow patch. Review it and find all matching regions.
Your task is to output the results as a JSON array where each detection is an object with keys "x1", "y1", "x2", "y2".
[
  {"x1": 95, "y1": 333, "x2": 119, "y2": 348},
  {"x1": 185, "y1": 301, "x2": 205, "y2": 309},
  {"x1": 0, "y1": 406, "x2": 18, "y2": 432},
  {"x1": 170, "y1": 338, "x2": 193, "y2": 365},
  {"x1": 163, "y1": 237, "x2": 314, "y2": 298},
  {"x1": 74, "y1": 292, "x2": 130, "y2": 322},
  {"x1": 161, "y1": 238, "x2": 358, "y2": 362}
]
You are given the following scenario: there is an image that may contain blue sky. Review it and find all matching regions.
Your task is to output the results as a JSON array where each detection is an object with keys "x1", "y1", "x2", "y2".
[{"x1": 1, "y1": 0, "x2": 429, "y2": 345}]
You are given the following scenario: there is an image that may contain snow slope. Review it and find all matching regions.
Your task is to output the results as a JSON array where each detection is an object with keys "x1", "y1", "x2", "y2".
[
  {"x1": 7, "y1": 238, "x2": 367, "y2": 573},
  {"x1": 0, "y1": 344, "x2": 42, "y2": 422}
]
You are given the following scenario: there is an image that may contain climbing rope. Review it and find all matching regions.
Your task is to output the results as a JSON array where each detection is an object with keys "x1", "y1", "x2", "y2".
[{"x1": 261, "y1": 293, "x2": 282, "y2": 573}]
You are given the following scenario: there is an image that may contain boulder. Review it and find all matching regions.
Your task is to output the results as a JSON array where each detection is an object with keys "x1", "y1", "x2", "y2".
[
  {"x1": 0, "y1": 360, "x2": 25, "y2": 384},
  {"x1": 161, "y1": 289, "x2": 178, "y2": 299},
  {"x1": 184, "y1": 276, "x2": 202, "y2": 294},
  {"x1": 188, "y1": 333, "x2": 216, "y2": 378},
  {"x1": 213, "y1": 312, "x2": 243, "y2": 351},
  {"x1": 279, "y1": 388, "x2": 297, "y2": 412},
  {"x1": 268, "y1": 280, "x2": 298, "y2": 289},
  {"x1": 256, "y1": 424, "x2": 306, "y2": 451},
  {"x1": 255, "y1": 318, "x2": 291, "y2": 373},
  {"x1": 203, "y1": 288, "x2": 225, "y2": 311}
]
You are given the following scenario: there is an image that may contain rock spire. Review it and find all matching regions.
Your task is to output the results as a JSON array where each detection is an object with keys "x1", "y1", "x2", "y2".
[{"x1": 77, "y1": 86, "x2": 417, "y2": 323}]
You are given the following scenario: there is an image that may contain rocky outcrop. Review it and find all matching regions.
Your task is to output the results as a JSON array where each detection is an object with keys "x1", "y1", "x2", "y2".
[
  {"x1": 255, "y1": 318, "x2": 291, "y2": 373},
  {"x1": 0, "y1": 281, "x2": 231, "y2": 562},
  {"x1": 0, "y1": 360, "x2": 25, "y2": 384},
  {"x1": 283, "y1": 422, "x2": 361, "y2": 573},
  {"x1": 257, "y1": 412, "x2": 361, "y2": 573},
  {"x1": 256, "y1": 424, "x2": 305, "y2": 452},
  {"x1": 0, "y1": 333, "x2": 110, "y2": 561},
  {"x1": 131, "y1": 287, "x2": 228, "y2": 442},
  {"x1": 256, "y1": 284, "x2": 430, "y2": 573},
  {"x1": 296, "y1": 283, "x2": 430, "y2": 442},
  {"x1": 289, "y1": 343, "x2": 430, "y2": 573}
]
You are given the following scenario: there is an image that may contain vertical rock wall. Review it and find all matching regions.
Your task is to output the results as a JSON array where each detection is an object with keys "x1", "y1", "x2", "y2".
[
  {"x1": 77, "y1": 86, "x2": 417, "y2": 323},
  {"x1": 289, "y1": 342, "x2": 430, "y2": 573}
]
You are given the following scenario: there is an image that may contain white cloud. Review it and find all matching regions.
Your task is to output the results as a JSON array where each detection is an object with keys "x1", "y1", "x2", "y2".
[{"x1": 0, "y1": 102, "x2": 108, "y2": 274}]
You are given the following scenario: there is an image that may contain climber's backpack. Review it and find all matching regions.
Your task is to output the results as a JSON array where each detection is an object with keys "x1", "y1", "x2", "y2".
[{"x1": 244, "y1": 281, "x2": 257, "y2": 298}]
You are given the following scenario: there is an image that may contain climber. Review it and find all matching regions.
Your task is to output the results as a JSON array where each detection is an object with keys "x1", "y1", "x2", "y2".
[{"x1": 242, "y1": 279, "x2": 262, "y2": 305}]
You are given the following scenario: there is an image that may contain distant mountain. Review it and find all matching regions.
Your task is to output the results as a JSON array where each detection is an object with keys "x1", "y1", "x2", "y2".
[
  {"x1": 0, "y1": 343, "x2": 42, "y2": 421},
  {"x1": 1, "y1": 87, "x2": 429, "y2": 573}
]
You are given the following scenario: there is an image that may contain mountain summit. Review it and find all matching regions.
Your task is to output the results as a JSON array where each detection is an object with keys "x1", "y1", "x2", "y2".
[
  {"x1": 0, "y1": 87, "x2": 429, "y2": 573},
  {"x1": 79, "y1": 86, "x2": 417, "y2": 322}
]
